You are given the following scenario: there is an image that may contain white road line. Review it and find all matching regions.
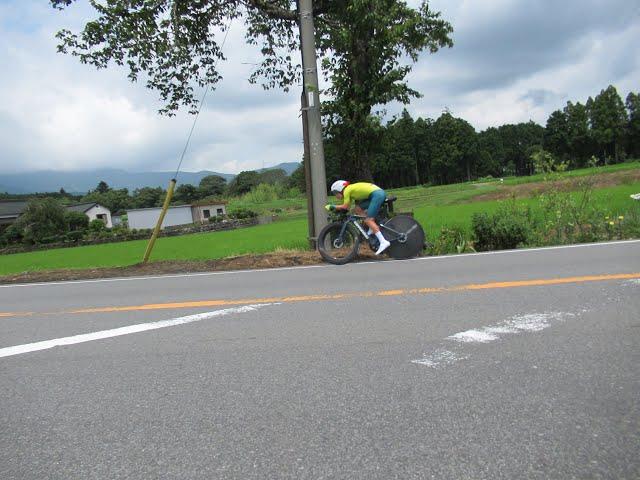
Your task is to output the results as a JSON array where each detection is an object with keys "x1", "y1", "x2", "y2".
[
  {"x1": 0, "y1": 304, "x2": 274, "y2": 359},
  {"x1": 412, "y1": 311, "x2": 575, "y2": 368},
  {"x1": 1, "y1": 239, "x2": 639, "y2": 289}
]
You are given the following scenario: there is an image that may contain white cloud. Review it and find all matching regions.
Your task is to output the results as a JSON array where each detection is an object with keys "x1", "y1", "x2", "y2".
[{"x1": 0, "y1": 0, "x2": 638, "y2": 174}]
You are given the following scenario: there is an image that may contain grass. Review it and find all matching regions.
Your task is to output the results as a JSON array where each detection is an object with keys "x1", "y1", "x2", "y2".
[
  {"x1": 1, "y1": 162, "x2": 639, "y2": 276},
  {"x1": 0, "y1": 220, "x2": 308, "y2": 275}
]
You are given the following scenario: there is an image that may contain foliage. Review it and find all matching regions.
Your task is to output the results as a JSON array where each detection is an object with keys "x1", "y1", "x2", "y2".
[
  {"x1": 174, "y1": 183, "x2": 199, "y2": 204},
  {"x1": 288, "y1": 162, "x2": 307, "y2": 193},
  {"x1": 64, "y1": 211, "x2": 89, "y2": 232},
  {"x1": 198, "y1": 175, "x2": 227, "y2": 198},
  {"x1": 587, "y1": 85, "x2": 628, "y2": 163},
  {"x1": 95, "y1": 181, "x2": 110, "y2": 194},
  {"x1": 13, "y1": 198, "x2": 68, "y2": 245},
  {"x1": 227, "y1": 207, "x2": 258, "y2": 220},
  {"x1": 130, "y1": 187, "x2": 165, "y2": 209},
  {"x1": 51, "y1": 0, "x2": 452, "y2": 180},
  {"x1": 472, "y1": 201, "x2": 534, "y2": 251},
  {"x1": 226, "y1": 171, "x2": 260, "y2": 197},
  {"x1": 530, "y1": 148, "x2": 567, "y2": 175},
  {"x1": 88, "y1": 218, "x2": 107, "y2": 233},
  {"x1": 81, "y1": 188, "x2": 130, "y2": 214},
  {"x1": 428, "y1": 225, "x2": 475, "y2": 255}
]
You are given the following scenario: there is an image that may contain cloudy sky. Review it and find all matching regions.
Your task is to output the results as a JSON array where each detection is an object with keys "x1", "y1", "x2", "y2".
[{"x1": 0, "y1": 0, "x2": 638, "y2": 175}]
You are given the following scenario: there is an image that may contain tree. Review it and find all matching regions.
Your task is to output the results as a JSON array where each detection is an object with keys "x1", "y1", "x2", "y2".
[
  {"x1": 95, "y1": 181, "x2": 110, "y2": 194},
  {"x1": 257, "y1": 168, "x2": 288, "y2": 185},
  {"x1": 588, "y1": 85, "x2": 628, "y2": 163},
  {"x1": 198, "y1": 175, "x2": 227, "y2": 198},
  {"x1": 429, "y1": 112, "x2": 477, "y2": 184},
  {"x1": 174, "y1": 183, "x2": 198, "y2": 204},
  {"x1": 81, "y1": 188, "x2": 130, "y2": 214},
  {"x1": 14, "y1": 198, "x2": 67, "y2": 244},
  {"x1": 131, "y1": 187, "x2": 165, "y2": 209},
  {"x1": 51, "y1": 0, "x2": 453, "y2": 180},
  {"x1": 226, "y1": 171, "x2": 260, "y2": 196},
  {"x1": 564, "y1": 101, "x2": 592, "y2": 167},
  {"x1": 498, "y1": 122, "x2": 544, "y2": 176},
  {"x1": 477, "y1": 127, "x2": 504, "y2": 177},
  {"x1": 626, "y1": 92, "x2": 640, "y2": 158},
  {"x1": 64, "y1": 210, "x2": 89, "y2": 232},
  {"x1": 288, "y1": 162, "x2": 307, "y2": 192},
  {"x1": 543, "y1": 110, "x2": 569, "y2": 161}
]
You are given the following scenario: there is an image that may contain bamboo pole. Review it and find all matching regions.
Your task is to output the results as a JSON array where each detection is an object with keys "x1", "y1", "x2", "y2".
[{"x1": 142, "y1": 178, "x2": 176, "y2": 263}]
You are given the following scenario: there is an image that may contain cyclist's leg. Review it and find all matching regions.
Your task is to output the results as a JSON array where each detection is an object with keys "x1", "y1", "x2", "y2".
[{"x1": 363, "y1": 190, "x2": 385, "y2": 233}]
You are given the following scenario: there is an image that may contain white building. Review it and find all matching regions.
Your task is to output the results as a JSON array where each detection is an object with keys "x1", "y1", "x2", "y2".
[
  {"x1": 126, "y1": 202, "x2": 227, "y2": 230},
  {"x1": 66, "y1": 203, "x2": 113, "y2": 228}
]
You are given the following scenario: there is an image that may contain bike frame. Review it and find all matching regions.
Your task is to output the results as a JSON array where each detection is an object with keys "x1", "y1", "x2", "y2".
[{"x1": 337, "y1": 214, "x2": 412, "y2": 243}]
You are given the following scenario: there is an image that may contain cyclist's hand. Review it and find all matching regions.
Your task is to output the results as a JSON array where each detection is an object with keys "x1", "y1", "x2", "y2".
[{"x1": 325, "y1": 204, "x2": 336, "y2": 212}]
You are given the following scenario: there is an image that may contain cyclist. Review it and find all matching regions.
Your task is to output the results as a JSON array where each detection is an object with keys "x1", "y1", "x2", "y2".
[{"x1": 325, "y1": 180, "x2": 391, "y2": 255}]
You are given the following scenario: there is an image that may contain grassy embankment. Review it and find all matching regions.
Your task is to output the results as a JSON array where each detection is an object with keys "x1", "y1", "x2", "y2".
[{"x1": 0, "y1": 161, "x2": 638, "y2": 276}]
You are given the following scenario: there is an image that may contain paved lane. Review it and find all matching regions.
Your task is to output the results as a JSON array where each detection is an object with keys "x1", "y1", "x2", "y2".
[{"x1": 1, "y1": 241, "x2": 639, "y2": 479}]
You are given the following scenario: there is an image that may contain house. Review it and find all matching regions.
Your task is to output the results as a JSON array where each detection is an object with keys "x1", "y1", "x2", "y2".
[
  {"x1": 126, "y1": 202, "x2": 227, "y2": 230},
  {"x1": 0, "y1": 201, "x2": 29, "y2": 230},
  {"x1": 67, "y1": 203, "x2": 113, "y2": 228},
  {"x1": 0, "y1": 200, "x2": 113, "y2": 230}
]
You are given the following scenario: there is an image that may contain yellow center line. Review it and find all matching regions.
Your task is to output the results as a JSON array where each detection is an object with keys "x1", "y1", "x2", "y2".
[
  {"x1": 68, "y1": 272, "x2": 640, "y2": 315},
  {"x1": 0, "y1": 272, "x2": 638, "y2": 319}
]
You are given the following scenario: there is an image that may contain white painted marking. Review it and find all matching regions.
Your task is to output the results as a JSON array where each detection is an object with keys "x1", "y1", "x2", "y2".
[
  {"x1": 411, "y1": 349, "x2": 467, "y2": 368},
  {"x1": 624, "y1": 279, "x2": 640, "y2": 285},
  {"x1": 448, "y1": 330, "x2": 498, "y2": 343},
  {"x1": 447, "y1": 312, "x2": 570, "y2": 344},
  {"x1": 0, "y1": 304, "x2": 273, "y2": 359},
  {"x1": 1, "y1": 239, "x2": 638, "y2": 288},
  {"x1": 413, "y1": 311, "x2": 577, "y2": 367}
]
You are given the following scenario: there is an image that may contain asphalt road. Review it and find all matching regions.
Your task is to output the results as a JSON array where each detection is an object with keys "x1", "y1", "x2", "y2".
[{"x1": 1, "y1": 241, "x2": 639, "y2": 479}]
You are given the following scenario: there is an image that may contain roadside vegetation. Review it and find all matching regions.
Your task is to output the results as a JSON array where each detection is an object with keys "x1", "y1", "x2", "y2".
[{"x1": 0, "y1": 161, "x2": 638, "y2": 277}]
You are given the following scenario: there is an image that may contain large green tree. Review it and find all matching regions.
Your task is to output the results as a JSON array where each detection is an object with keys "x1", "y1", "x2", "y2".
[
  {"x1": 587, "y1": 85, "x2": 628, "y2": 163},
  {"x1": 626, "y1": 92, "x2": 640, "y2": 158},
  {"x1": 198, "y1": 175, "x2": 227, "y2": 198},
  {"x1": 51, "y1": 0, "x2": 452, "y2": 181}
]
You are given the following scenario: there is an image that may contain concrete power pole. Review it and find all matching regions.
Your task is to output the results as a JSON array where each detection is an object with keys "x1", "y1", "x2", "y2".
[{"x1": 298, "y1": 0, "x2": 328, "y2": 244}]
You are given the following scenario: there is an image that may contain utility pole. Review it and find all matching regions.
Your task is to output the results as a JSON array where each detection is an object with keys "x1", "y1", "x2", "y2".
[{"x1": 298, "y1": 0, "x2": 327, "y2": 245}]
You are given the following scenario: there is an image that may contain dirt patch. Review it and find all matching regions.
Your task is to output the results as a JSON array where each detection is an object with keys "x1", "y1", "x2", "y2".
[
  {"x1": 469, "y1": 170, "x2": 640, "y2": 203},
  {"x1": 0, "y1": 249, "x2": 382, "y2": 285}
]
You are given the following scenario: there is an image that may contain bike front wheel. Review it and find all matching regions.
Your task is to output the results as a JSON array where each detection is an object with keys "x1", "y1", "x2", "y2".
[
  {"x1": 317, "y1": 221, "x2": 361, "y2": 265},
  {"x1": 382, "y1": 215, "x2": 425, "y2": 259}
]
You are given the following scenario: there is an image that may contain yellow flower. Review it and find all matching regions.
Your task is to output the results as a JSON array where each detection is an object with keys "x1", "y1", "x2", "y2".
[
  {"x1": 605, "y1": 216, "x2": 609, "y2": 220},
  {"x1": 618, "y1": 216, "x2": 624, "y2": 220},
  {"x1": 609, "y1": 221, "x2": 615, "y2": 226}
]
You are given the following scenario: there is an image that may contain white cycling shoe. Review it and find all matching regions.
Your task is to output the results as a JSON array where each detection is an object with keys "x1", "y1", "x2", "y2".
[{"x1": 375, "y1": 239, "x2": 391, "y2": 255}]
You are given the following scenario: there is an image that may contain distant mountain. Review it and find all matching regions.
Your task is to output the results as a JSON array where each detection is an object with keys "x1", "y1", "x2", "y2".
[
  {"x1": 0, "y1": 162, "x2": 300, "y2": 194},
  {"x1": 256, "y1": 162, "x2": 300, "y2": 175}
]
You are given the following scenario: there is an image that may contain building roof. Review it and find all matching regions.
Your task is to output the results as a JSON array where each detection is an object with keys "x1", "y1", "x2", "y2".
[
  {"x1": 66, "y1": 202, "x2": 101, "y2": 213},
  {"x1": 126, "y1": 204, "x2": 192, "y2": 213},
  {"x1": 0, "y1": 201, "x2": 29, "y2": 217}
]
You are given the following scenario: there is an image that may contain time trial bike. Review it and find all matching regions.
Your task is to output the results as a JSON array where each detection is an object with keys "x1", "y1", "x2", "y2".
[{"x1": 316, "y1": 196, "x2": 426, "y2": 265}]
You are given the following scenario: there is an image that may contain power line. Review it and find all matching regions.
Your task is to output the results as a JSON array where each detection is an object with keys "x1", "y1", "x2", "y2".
[{"x1": 174, "y1": 20, "x2": 234, "y2": 180}]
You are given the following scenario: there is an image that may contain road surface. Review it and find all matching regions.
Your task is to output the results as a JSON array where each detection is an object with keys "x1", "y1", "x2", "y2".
[{"x1": 1, "y1": 240, "x2": 639, "y2": 479}]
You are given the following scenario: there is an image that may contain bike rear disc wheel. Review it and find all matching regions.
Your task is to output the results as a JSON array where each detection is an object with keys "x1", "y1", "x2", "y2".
[
  {"x1": 382, "y1": 215, "x2": 425, "y2": 259},
  {"x1": 317, "y1": 222, "x2": 361, "y2": 265}
]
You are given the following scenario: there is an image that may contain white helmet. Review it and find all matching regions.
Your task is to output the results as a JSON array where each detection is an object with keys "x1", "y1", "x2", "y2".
[{"x1": 330, "y1": 180, "x2": 349, "y2": 194}]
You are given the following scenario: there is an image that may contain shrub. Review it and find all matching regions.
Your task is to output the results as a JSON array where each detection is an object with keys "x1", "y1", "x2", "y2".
[
  {"x1": 228, "y1": 208, "x2": 258, "y2": 219},
  {"x1": 89, "y1": 219, "x2": 107, "y2": 232},
  {"x1": 428, "y1": 225, "x2": 475, "y2": 255},
  {"x1": 472, "y1": 202, "x2": 534, "y2": 251},
  {"x1": 65, "y1": 211, "x2": 89, "y2": 232},
  {"x1": 17, "y1": 198, "x2": 67, "y2": 244},
  {"x1": 65, "y1": 231, "x2": 84, "y2": 242}
]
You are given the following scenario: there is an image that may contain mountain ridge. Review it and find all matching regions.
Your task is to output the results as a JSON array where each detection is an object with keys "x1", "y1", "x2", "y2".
[{"x1": 0, "y1": 162, "x2": 300, "y2": 194}]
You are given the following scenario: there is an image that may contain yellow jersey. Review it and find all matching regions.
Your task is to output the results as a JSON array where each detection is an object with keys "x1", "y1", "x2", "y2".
[{"x1": 342, "y1": 182, "x2": 381, "y2": 206}]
